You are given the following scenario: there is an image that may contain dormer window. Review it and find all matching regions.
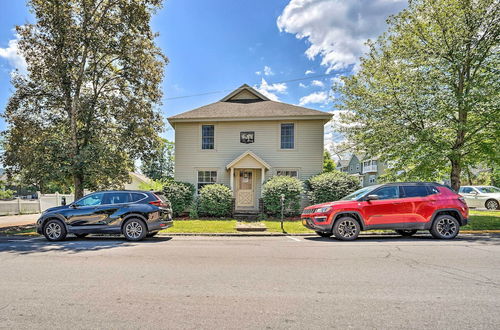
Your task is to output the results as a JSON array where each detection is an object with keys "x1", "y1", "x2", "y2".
[{"x1": 202, "y1": 125, "x2": 214, "y2": 150}]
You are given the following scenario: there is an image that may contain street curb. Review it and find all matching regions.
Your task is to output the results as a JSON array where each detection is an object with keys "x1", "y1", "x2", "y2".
[{"x1": 158, "y1": 231, "x2": 500, "y2": 237}]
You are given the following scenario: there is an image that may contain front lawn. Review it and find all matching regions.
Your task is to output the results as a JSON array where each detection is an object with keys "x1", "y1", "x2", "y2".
[
  {"x1": 464, "y1": 210, "x2": 500, "y2": 230},
  {"x1": 164, "y1": 220, "x2": 238, "y2": 233},
  {"x1": 263, "y1": 221, "x2": 313, "y2": 233}
]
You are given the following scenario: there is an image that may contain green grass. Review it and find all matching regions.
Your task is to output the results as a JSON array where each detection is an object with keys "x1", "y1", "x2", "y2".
[
  {"x1": 464, "y1": 210, "x2": 500, "y2": 230},
  {"x1": 161, "y1": 220, "x2": 238, "y2": 233}
]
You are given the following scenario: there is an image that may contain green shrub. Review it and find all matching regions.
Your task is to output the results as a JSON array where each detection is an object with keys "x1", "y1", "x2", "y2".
[
  {"x1": 189, "y1": 197, "x2": 199, "y2": 219},
  {"x1": 306, "y1": 171, "x2": 360, "y2": 204},
  {"x1": 198, "y1": 184, "x2": 233, "y2": 217},
  {"x1": 262, "y1": 176, "x2": 303, "y2": 216},
  {"x1": 0, "y1": 189, "x2": 15, "y2": 200},
  {"x1": 162, "y1": 181, "x2": 195, "y2": 217}
]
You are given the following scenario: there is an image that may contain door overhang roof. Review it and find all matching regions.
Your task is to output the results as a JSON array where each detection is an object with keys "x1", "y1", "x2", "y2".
[{"x1": 226, "y1": 150, "x2": 271, "y2": 170}]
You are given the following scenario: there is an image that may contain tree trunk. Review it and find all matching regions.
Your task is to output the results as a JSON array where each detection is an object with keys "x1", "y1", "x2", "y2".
[
  {"x1": 450, "y1": 159, "x2": 462, "y2": 191},
  {"x1": 74, "y1": 172, "x2": 84, "y2": 200}
]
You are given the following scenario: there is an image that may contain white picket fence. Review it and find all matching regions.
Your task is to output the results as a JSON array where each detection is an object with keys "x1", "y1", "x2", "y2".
[{"x1": 0, "y1": 192, "x2": 75, "y2": 216}]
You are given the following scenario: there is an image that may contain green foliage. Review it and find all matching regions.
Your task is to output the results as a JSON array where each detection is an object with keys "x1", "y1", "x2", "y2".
[
  {"x1": 334, "y1": 0, "x2": 499, "y2": 190},
  {"x1": 188, "y1": 197, "x2": 199, "y2": 219},
  {"x1": 141, "y1": 138, "x2": 174, "y2": 181},
  {"x1": 162, "y1": 181, "x2": 195, "y2": 217},
  {"x1": 306, "y1": 171, "x2": 360, "y2": 204},
  {"x1": 2, "y1": 0, "x2": 167, "y2": 198},
  {"x1": 262, "y1": 176, "x2": 303, "y2": 217},
  {"x1": 0, "y1": 189, "x2": 15, "y2": 200},
  {"x1": 323, "y1": 150, "x2": 336, "y2": 173},
  {"x1": 138, "y1": 179, "x2": 165, "y2": 192},
  {"x1": 198, "y1": 184, "x2": 233, "y2": 218}
]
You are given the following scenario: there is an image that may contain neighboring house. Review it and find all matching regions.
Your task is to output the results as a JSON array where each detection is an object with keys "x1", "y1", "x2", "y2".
[
  {"x1": 124, "y1": 172, "x2": 152, "y2": 190},
  {"x1": 168, "y1": 84, "x2": 332, "y2": 212},
  {"x1": 337, "y1": 154, "x2": 386, "y2": 187}
]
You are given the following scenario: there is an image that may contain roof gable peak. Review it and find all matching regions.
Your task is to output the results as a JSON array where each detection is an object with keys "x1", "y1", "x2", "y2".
[{"x1": 220, "y1": 84, "x2": 270, "y2": 102}]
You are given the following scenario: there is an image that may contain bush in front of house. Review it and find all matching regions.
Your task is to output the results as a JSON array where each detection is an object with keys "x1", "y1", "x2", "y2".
[
  {"x1": 262, "y1": 176, "x2": 303, "y2": 217},
  {"x1": 162, "y1": 180, "x2": 196, "y2": 217},
  {"x1": 306, "y1": 171, "x2": 360, "y2": 204},
  {"x1": 198, "y1": 184, "x2": 233, "y2": 217}
]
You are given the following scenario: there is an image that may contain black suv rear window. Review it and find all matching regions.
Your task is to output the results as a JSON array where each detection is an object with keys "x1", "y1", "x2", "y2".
[
  {"x1": 402, "y1": 186, "x2": 430, "y2": 198},
  {"x1": 130, "y1": 193, "x2": 146, "y2": 202}
]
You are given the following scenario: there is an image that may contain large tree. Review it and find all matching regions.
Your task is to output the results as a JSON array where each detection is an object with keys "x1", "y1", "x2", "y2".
[
  {"x1": 2, "y1": 0, "x2": 167, "y2": 198},
  {"x1": 141, "y1": 138, "x2": 174, "y2": 181},
  {"x1": 336, "y1": 0, "x2": 499, "y2": 190}
]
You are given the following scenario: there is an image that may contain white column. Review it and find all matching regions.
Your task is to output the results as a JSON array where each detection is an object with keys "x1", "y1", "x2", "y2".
[
  {"x1": 230, "y1": 167, "x2": 234, "y2": 195},
  {"x1": 261, "y1": 167, "x2": 265, "y2": 185}
]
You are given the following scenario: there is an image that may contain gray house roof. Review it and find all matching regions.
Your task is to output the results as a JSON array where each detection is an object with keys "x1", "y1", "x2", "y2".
[{"x1": 168, "y1": 84, "x2": 332, "y2": 124}]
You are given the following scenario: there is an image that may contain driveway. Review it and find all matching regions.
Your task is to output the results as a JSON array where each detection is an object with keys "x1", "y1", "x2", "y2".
[
  {"x1": 0, "y1": 213, "x2": 39, "y2": 228},
  {"x1": 0, "y1": 234, "x2": 499, "y2": 329}
]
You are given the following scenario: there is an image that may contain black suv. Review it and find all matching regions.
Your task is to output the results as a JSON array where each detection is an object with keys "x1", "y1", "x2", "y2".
[{"x1": 36, "y1": 190, "x2": 173, "y2": 241}]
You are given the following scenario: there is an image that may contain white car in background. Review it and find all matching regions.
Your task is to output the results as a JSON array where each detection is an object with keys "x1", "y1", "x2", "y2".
[{"x1": 458, "y1": 186, "x2": 500, "y2": 210}]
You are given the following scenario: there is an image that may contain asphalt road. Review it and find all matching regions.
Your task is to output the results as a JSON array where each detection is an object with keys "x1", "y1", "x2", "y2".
[{"x1": 0, "y1": 234, "x2": 499, "y2": 329}]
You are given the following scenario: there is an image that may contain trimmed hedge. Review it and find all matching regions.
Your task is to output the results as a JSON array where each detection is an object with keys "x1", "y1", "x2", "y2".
[
  {"x1": 306, "y1": 171, "x2": 360, "y2": 204},
  {"x1": 198, "y1": 184, "x2": 233, "y2": 217},
  {"x1": 162, "y1": 181, "x2": 195, "y2": 217},
  {"x1": 262, "y1": 176, "x2": 303, "y2": 216}
]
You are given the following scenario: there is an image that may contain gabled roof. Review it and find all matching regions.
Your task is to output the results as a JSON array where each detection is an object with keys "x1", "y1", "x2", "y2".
[
  {"x1": 226, "y1": 150, "x2": 271, "y2": 170},
  {"x1": 168, "y1": 84, "x2": 332, "y2": 124}
]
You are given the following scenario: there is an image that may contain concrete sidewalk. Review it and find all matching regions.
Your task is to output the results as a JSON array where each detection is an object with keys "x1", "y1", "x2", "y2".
[{"x1": 0, "y1": 213, "x2": 39, "y2": 228}]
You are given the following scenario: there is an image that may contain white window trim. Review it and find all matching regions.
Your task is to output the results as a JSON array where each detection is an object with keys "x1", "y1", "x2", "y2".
[
  {"x1": 195, "y1": 168, "x2": 219, "y2": 193},
  {"x1": 275, "y1": 168, "x2": 300, "y2": 178},
  {"x1": 199, "y1": 124, "x2": 216, "y2": 151},
  {"x1": 277, "y1": 122, "x2": 297, "y2": 151}
]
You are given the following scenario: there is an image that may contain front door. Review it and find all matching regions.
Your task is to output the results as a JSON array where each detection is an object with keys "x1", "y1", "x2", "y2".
[{"x1": 236, "y1": 169, "x2": 255, "y2": 209}]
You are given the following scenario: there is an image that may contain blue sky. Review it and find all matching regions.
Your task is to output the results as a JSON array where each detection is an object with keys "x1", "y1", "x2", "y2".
[{"x1": 0, "y1": 0, "x2": 407, "y2": 148}]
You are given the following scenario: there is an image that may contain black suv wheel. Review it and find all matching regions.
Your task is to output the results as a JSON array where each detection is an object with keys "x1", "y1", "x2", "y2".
[
  {"x1": 333, "y1": 217, "x2": 360, "y2": 241},
  {"x1": 43, "y1": 219, "x2": 67, "y2": 241},
  {"x1": 123, "y1": 218, "x2": 147, "y2": 241},
  {"x1": 430, "y1": 215, "x2": 460, "y2": 239}
]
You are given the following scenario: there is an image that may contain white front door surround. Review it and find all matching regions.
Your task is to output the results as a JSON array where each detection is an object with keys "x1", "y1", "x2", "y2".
[{"x1": 227, "y1": 150, "x2": 270, "y2": 211}]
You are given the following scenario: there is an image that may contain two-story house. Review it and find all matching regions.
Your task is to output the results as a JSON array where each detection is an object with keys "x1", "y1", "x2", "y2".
[
  {"x1": 167, "y1": 84, "x2": 332, "y2": 212},
  {"x1": 337, "y1": 154, "x2": 386, "y2": 187}
]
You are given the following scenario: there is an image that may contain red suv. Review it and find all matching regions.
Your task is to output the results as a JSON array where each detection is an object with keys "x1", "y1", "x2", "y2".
[{"x1": 302, "y1": 182, "x2": 468, "y2": 240}]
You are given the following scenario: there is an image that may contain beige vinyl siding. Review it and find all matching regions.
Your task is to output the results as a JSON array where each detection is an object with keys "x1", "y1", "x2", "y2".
[{"x1": 174, "y1": 120, "x2": 325, "y2": 189}]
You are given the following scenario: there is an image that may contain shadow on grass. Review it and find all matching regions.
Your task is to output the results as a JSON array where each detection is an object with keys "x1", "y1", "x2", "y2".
[
  {"x1": 303, "y1": 233, "x2": 500, "y2": 244},
  {"x1": 0, "y1": 235, "x2": 172, "y2": 255}
]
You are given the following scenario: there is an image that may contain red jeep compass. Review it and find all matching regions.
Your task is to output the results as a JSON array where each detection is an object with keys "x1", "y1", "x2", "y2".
[{"x1": 302, "y1": 182, "x2": 468, "y2": 240}]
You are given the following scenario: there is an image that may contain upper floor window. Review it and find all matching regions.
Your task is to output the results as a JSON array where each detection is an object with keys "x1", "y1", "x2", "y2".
[
  {"x1": 202, "y1": 125, "x2": 214, "y2": 150},
  {"x1": 280, "y1": 123, "x2": 294, "y2": 149},
  {"x1": 197, "y1": 170, "x2": 217, "y2": 191},
  {"x1": 276, "y1": 170, "x2": 299, "y2": 178}
]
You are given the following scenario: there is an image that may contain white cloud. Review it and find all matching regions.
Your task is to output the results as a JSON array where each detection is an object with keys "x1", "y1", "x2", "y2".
[
  {"x1": 299, "y1": 91, "x2": 329, "y2": 106},
  {"x1": 330, "y1": 76, "x2": 344, "y2": 86},
  {"x1": 311, "y1": 80, "x2": 324, "y2": 88},
  {"x1": 0, "y1": 36, "x2": 27, "y2": 74},
  {"x1": 299, "y1": 82, "x2": 307, "y2": 88},
  {"x1": 256, "y1": 65, "x2": 274, "y2": 76},
  {"x1": 277, "y1": 0, "x2": 406, "y2": 72},
  {"x1": 305, "y1": 69, "x2": 315, "y2": 75},
  {"x1": 254, "y1": 78, "x2": 287, "y2": 101}
]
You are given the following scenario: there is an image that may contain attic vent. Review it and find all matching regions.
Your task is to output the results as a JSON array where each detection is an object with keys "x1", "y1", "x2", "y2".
[{"x1": 226, "y1": 89, "x2": 261, "y2": 101}]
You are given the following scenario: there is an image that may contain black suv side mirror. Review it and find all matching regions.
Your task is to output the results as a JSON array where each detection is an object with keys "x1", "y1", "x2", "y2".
[{"x1": 366, "y1": 194, "x2": 380, "y2": 201}]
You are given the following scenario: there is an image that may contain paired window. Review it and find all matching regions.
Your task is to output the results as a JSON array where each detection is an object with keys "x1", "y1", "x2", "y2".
[
  {"x1": 276, "y1": 170, "x2": 299, "y2": 178},
  {"x1": 201, "y1": 125, "x2": 214, "y2": 150},
  {"x1": 280, "y1": 123, "x2": 294, "y2": 149},
  {"x1": 369, "y1": 175, "x2": 376, "y2": 184},
  {"x1": 197, "y1": 170, "x2": 217, "y2": 191}
]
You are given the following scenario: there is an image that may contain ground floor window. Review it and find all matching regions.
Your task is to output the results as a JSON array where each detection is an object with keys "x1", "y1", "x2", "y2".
[
  {"x1": 369, "y1": 175, "x2": 376, "y2": 184},
  {"x1": 197, "y1": 170, "x2": 217, "y2": 191},
  {"x1": 276, "y1": 169, "x2": 299, "y2": 178}
]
